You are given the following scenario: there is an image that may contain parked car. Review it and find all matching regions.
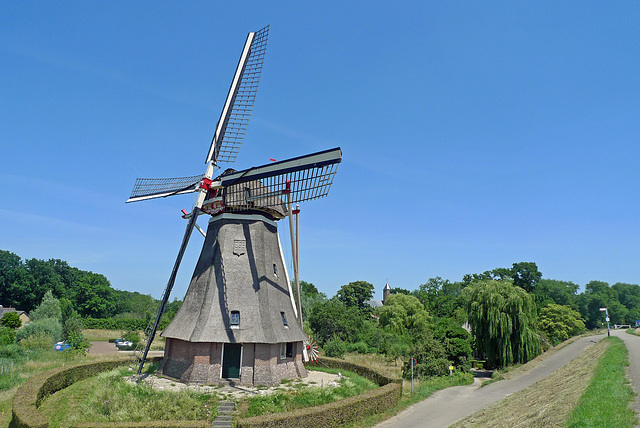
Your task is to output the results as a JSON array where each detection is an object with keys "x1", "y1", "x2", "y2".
[
  {"x1": 54, "y1": 341, "x2": 70, "y2": 351},
  {"x1": 115, "y1": 340, "x2": 134, "y2": 350}
]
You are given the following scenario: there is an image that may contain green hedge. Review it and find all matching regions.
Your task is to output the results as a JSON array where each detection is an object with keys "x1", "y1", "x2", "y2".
[
  {"x1": 235, "y1": 357, "x2": 402, "y2": 428},
  {"x1": 10, "y1": 357, "x2": 163, "y2": 428},
  {"x1": 310, "y1": 356, "x2": 401, "y2": 386},
  {"x1": 74, "y1": 422, "x2": 209, "y2": 428}
]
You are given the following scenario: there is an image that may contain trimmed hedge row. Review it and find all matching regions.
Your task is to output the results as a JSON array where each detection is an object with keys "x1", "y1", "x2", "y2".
[
  {"x1": 310, "y1": 356, "x2": 401, "y2": 386},
  {"x1": 235, "y1": 357, "x2": 402, "y2": 428},
  {"x1": 82, "y1": 317, "x2": 172, "y2": 331},
  {"x1": 74, "y1": 422, "x2": 209, "y2": 428},
  {"x1": 10, "y1": 357, "x2": 164, "y2": 428}
]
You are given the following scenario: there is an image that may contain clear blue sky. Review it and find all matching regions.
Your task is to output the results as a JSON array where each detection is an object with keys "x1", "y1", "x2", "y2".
[{"x1": 2, "y1": 2, "x2": 639, "y2": 301}]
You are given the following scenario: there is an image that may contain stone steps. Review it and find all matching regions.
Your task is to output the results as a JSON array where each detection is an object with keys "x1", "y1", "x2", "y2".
[{"x1": 211, "y1": 401, "x2": 236, "y2": 428}]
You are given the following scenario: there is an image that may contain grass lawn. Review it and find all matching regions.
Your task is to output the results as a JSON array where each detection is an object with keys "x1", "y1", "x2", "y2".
[
  {"x1": 0, "y1": 345, "x2": 117, "y2": 428},
  {"x1": 238, "y1": 366, "x2": 377, "y2": 417},
  {"x1": 566, "y1": 336, "x2": 637, "y2": 428},
  {"x1": 39, "y1": 364, "x2": 218, "y2": 427}
]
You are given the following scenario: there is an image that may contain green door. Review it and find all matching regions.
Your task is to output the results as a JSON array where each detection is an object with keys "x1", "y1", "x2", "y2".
[{"x1": 222, "y1": 343, "x2": 242, "y2": 378}]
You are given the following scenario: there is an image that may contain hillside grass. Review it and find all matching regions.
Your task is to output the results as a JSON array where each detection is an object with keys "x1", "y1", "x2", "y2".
[
  {"x1": 39, "y1": 364, "x2": 218, "y2": 427},
  {"x1": 0, "y1": 346, "x2": 122, "y2": 428},
  {"x1": 566, "y1": 336, "x2": 637, "y2": 427},
  {"x1": 238, "y1": 367, "x2": 377, "y2": 417}
]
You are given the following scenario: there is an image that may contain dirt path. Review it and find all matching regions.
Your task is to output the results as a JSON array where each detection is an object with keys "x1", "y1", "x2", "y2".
[
  {"x1": 87, "y1": 341, "x2": 118, "y2": 355},
  {"x1": 375, "y1": 333, "x2": 606, "y2": 428}
]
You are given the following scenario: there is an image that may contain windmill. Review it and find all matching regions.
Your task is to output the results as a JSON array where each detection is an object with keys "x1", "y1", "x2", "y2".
[{"x1": 127, "y1": 26, "x2": 341, "y2": 385}]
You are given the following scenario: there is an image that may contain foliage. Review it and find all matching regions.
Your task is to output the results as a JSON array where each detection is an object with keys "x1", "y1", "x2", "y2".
[
  {"x1": 533, "y1": 279, "x2": 579, "y2": 310},
  {"x1": 580, "y1": 280, "x2": 629, "y2": 329},
  {"x1": 308, "y1": 299, "x2": 370, "y2": 345},
  {"x1": 336, "y1": 280, "x2": 374, "y2": 310},
  {"x1": 537, "y1": 304, "x2": 586, "y2": 345},
  {"x1": 432, "y1": 317, "x2": 473, "y2": 371},
  {"x1": 323, "y1": 335, "x2": 348, "y2": 358},
  {"x1": 30, "y1": 289, "x2": 62, "y2": 322},
  {"x1": 464, "y1": 279, "x2": 541, "y2": 369},
  {"x1": 377, "y1": 293, "x2": 430, "y2": 336},
  {"x1": 566, "y1": 337, "x2": 637, "y2": 427},
  {"x1": 1, "y1": 311, "x2": 22, "y2": 328},
  {"x1": 413, "y1": 277, "x2": 466, "y2": 319},
  {"x1": 67, "y1": 330, "x2": 91, "y2": 354},
  {"x1": 19, "y1": 331, "x2": 56, "y2": 350},
  {"x1": 16, "y1": 317, "x2": 63, "y2": 343},
  {"x1": 403, "y1": 331, "x2": 450, "y2": 378},
  {"x1": 0, "y1": 326, "x2": 15, "y2": 345},
  {"x1": 124, "y1": 330, "x2": 141, "y2": 345},
  {"x1": 241, "y1": 368, "x2": 377, "y2": 417}
]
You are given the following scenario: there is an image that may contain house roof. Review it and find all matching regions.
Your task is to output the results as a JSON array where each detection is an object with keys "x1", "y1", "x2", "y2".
[{"x1": 0, "y1": 308, "x2": 27, "y2": 317}]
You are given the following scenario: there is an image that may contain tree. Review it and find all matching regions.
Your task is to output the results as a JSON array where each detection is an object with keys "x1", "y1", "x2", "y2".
[
  {"x1": 464, "y1": 279, "x2": 541, "y2": 368},
  {"x1": 308, "y1": 298, "x2": 371, "y2": 345},
  {"x1": 30, "y1": 290, "x2": 62, "y2": 322},
  {"x1": 537, "y1": 304, "x2": 585, "y2": 346},
  {"x1": 377, "y1": 294, "x2": 430, "y2": 336},
  {"x1": 581, "y1": 280, "x2": 628, "y2": 328},
  {"x1": 1, "y1": 311, "x2": 22, "y2": 329},
  {"x1": 75, "y1": 272, "x2": 115, "y2": 318},
  {"x1": 533, "y1": 279, "x2": 579, "y2": 310},
  {"x1": 336, "y1": 281, "x2": 374, "y2": 310},
  {"x1": 510, "y1": 262, "x2": 542, "y2": 293}
]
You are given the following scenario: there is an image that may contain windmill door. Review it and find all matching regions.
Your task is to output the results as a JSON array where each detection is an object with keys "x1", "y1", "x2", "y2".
[{"x1": 222, "y1": 343, "x2": 242, "y2": 378}]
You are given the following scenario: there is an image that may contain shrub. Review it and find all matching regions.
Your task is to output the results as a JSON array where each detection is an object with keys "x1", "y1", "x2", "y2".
[
  {"x1": 1, "y1": 311, "x2": 22, "y2": 328},
  {"x1": 347, "y1": 341, "x2": 369, "y2": 354},
  {"x1": 0, "y1": 343, "x2": 29, "y2": 362},
  {"x1": 0, "y1": 326, "x2": 15, "y2": 345},
  {"x1": 16, "y1": 317, "x2": 63, "y2": 343},
  {"x1": 403, "y1": 332, "x2": 452, "y2": 379},
  {"x1": 123, "y1": 330, "x2": 141, "y2": 345},
  {"x1": 323, "y1": 336, "x2": 347, "y2": 358},
  {"x1": 63, "y1": 317, "x2": 84, "y2": 341},
  {"x1": 30, "y1": 290, "x2": 62, "y2": 322},
  {"x1": 20, "y1": 332, "x2": 55, "y2": 350}
]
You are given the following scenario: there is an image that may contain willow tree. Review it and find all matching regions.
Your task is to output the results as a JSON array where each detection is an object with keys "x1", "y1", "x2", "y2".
[{"x1": 464, "y1": 279, "x2": 541, "y2": 368}]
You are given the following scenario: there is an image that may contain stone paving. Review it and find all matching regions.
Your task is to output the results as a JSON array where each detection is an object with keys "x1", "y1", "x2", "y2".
[{"x1": 129, "y1": 369, "x2": 342, "y2": 400}]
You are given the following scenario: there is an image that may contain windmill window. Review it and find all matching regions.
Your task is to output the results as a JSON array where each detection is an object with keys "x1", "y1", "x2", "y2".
[
  {"x1": 230, "y1": 311, "x2": 240, "y2": 327},
  {"x1": 280, "y1": 311, "x2": 288, "y2": 327},
  {"x1": 273, "y1": 263, "x2": 278, "y2": 278},
  {"x1": 280, "y1": 342, "x2": 294, "y2": 359}
]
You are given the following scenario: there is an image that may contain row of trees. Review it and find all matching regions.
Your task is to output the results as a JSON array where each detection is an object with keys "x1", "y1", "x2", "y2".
[
  {"x1": 1, "y1": 249, "x2": 632, "y2": 376},
  {"x1": 0, "y1": 250, "x2": 181, "y2": 321}
]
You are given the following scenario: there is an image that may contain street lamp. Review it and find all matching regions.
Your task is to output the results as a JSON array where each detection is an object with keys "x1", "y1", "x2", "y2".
[{"x1": 599, "y1": 308, "x2": 610, "y2": 337}]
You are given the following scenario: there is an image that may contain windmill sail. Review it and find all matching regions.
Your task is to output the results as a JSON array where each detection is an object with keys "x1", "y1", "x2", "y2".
[
  {"x1": 126, "y1": 175, "x2": 202, "y2": 203},
  {"x1": 221, "y1": 148, "x2": 342, "y2": 211},
  {"x1": 206, "y1": 25, "x2": 269, "y2": 165}
]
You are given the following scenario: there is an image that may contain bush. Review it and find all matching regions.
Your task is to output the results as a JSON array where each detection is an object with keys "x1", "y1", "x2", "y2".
[
  {"x1": 347, "y1": 341, "x2": 369, "y2": 354},
  {"x1": 20, "y1": 332, "x2": 55, "y2": 350},
  {"x1": 63, "y1": 317, "x2": 84, "y2": 341},
  {"x1": 0, "y1": 326, "x2": 15, "y2": 345},
  {"x1": 16, "y1": 317, "x2": 63, "y2": 343},
  {"x1": 1, "y1": 311, "x2": 22, "y2": 328},
  {"x1": 403, "y1": 332, "x2": 452, "y2": 379},
  {"x1": 0, "y1": 343, "x2": 29, "y2": 361},
  {"x1": 323, "y1": 336, "x2": 347, "y2": 358}
]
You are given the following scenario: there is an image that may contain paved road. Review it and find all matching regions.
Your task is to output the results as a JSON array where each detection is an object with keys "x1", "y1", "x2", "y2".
[
  {"x1": 611, "y1": 329, "x2": 640, "y2": 426},
  {"x1": 376, "y1": 333, "x2": 606, "y2": 428}
]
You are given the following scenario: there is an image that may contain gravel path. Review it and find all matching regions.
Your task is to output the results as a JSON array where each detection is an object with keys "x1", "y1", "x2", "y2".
[{"x1": 375, "y1": 333, "x2": 606, "y2": 428}]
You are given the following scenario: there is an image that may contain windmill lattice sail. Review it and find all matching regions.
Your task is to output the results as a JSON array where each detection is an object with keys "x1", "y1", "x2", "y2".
[
  {"x1": 207, "y1": 25, "x2": 269, "y2": 165},
  {"x1": 127, "y1": 175, "x2": 202, "y2": 203},
  {"x1": 221, "y1": 147, "x2": 341, "y2": 212}
]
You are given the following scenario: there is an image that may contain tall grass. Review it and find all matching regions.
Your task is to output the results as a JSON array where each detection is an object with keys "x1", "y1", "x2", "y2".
[
  {"x1": 39, "y1": 367, "x2": 218, "y2": 426},
  {"x1": 240, "y1": 367, "x2": 377, "y2": 417},
  {"x1": 566, "y1": 336, "x2": 637, "y2": 428}
]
